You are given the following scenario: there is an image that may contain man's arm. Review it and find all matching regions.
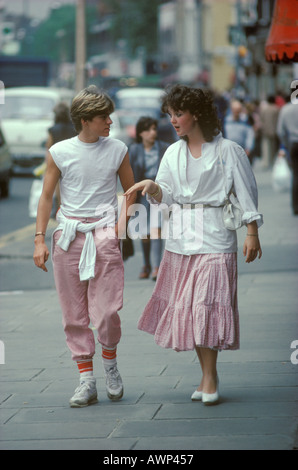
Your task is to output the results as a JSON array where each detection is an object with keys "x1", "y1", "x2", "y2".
[
  {"x1": 116, "y1": 152, "x2": 136, "y2": 239},
  {"x1": 33, "y1": 152, "x2": 61, "y2": 271}
]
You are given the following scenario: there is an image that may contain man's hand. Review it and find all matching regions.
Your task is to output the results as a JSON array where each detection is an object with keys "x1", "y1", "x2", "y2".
[{"x1": 33, "y1": 240, "x2": 50, "y2": 272}]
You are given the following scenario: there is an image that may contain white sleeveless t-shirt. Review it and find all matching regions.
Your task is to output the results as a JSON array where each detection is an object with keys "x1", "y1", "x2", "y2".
[{"x1": 50, "y1": 136, "x2": 127, "y2": 218}]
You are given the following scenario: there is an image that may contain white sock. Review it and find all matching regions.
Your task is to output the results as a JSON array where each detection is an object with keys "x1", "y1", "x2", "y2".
[{"x1": 102, "y1": 346, "x2": 117, "y2": 370}]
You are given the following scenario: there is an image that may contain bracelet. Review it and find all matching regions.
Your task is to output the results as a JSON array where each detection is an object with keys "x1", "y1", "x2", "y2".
[
  {"x1": 246, "y1": 233, "x2": 258, "y2": 237},
  {"x1": 35, "y1": 232, "x2": 46, "y2": 237},
  {"x1": 149, "y1": 184, "x2": 160, "y2": 198}
]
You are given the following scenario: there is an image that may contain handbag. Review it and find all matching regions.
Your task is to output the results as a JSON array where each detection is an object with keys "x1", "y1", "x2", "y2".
[
  {"x1": 122, "y1": 235, "x2": 134, "y2": 261},
  {"x1": 28, "y1": 178, "x2": 43, "y2": 218},
  {"x1": 218, "y1": 139, "x2": 244, "y2": 230},
  {"x1": 272, "y1": 153, "x2": 292, "y2": 192}
]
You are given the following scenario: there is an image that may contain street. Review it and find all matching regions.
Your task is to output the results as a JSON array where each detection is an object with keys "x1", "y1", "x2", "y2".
[
  {"x1": 0, "y1": 0, "x2": 297, "y2": 452},
  {"x1": 0, "y1": 176, "x2": 55, "y2": 291},
  {"x1": 0, "y1": 177, "x2": 33, "y2": 237},
  {"x1": 0, "y1": 161, "x2": 297, "y2": 450}
]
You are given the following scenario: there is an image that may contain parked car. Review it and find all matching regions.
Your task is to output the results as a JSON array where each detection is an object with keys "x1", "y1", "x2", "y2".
[
  {"x1": 115, "y1": 87, "x2": 165, "y2": 110},
  {"x1": 115, "y1": 108, "x2": 160, "y2": 142},
  {"x1": 114, "y1": 87, "x2": 177, "y2": 144},
  {"x1": 1, "y1": 87, "x2": 74, "y2": 174},
  {"x1": 0, "y1": 126, "x2": 12, "y2": 198},
  {"x1": 109, "y1": 111, "x2": 132, "y2": 146}
]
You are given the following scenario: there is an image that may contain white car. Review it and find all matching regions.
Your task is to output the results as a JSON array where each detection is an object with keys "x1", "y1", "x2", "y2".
[
  {"x1": 114, "y1": 87, "x2": 177, "y2": 144},
  {"x1": 1, "y1": 86, "x2": 75, "y2": 174},
  {"x1": 115, "y1": 87, "x2": 165, "y2": 110},
  {"x1": 109, "y1": 111, "x2": 132, "y2": 146}
]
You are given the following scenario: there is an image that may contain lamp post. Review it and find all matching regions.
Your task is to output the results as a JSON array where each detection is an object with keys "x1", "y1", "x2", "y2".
[
  {"x1": 234, "y1": 0, "x2": 242, "y2": 95},
  {"x1": 75, "y1": 0, "x2": 86, "y2": 92}
]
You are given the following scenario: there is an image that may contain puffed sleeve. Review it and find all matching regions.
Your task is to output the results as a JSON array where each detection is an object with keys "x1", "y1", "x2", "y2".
[{"x1": 232, "y1": 145, "x2": 263, "y2": 228}]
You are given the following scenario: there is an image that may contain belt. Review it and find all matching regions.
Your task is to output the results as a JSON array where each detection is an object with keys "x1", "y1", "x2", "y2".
[
  {"x1": 65, "y1": 215, "x2": 104, "y2": 223},
  {"x1": 177, "y1": 203, "x2": 224, "y2": 209}
]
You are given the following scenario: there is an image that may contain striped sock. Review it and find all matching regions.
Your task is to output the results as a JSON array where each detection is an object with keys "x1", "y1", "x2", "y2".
[
  {"x1": 102, "y1": 346, "x2": 117, "y2": 370},
  {"x1": 77, "y1": 359, "x2": 93, "y2": 378}
]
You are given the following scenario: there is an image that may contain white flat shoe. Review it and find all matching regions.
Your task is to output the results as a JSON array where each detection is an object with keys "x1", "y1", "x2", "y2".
[
  {"x1": 202, "y1": 389, "x2": 219, "y2": 405},
  {"x1": 191, "y1": 389, "x2": 203, "y2": 401},
  {"x1": 202, "y1": 378, "x2": 219, "y2": 405}
]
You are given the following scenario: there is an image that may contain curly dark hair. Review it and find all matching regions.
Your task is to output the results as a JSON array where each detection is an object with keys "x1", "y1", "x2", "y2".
[{"x1": 161, "y1": 84, "x2": 221, "y2": 142}]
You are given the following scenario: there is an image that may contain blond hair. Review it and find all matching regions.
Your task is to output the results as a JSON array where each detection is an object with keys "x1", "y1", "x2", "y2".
[{"x1": 70, "y1": 85, "x2": 114, "y2": 132}]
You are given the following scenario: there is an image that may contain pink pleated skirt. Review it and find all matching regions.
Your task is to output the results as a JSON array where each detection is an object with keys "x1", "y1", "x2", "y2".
[{"x1": 138, "y1": 250, "x2": 240, "y2": 352}]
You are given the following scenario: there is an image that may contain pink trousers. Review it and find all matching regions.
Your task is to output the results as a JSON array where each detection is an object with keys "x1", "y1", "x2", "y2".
[{"x1": 52, "y1": 225, "x2": 124, "y2": 361}]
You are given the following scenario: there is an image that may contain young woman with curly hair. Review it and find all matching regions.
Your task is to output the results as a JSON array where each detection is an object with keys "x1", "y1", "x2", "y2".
[{"x1": 125, "y1": 84, "x2": 263, "y2": 405}]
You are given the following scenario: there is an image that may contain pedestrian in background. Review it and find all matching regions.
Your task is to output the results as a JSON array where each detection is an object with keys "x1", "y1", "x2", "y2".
[
  {"x1": 31, "y1": 103, "x2": 77, "y2": 218},
  {"x1": 277, "y1": 99, "x2": 298, "y2": 215},
  {"x1": 47, "y1": 102, "x2": 77, "y2": 148},
  {"x1": 47, "y1": 102, "x2": 77, "y2": 212},
  {"x1": 129, "y1": 116, "x2": 169, "y2": 280},
  {"x1": 33, "y1": 85, "x2": 136, "y2": 407},
  {"x1": 125, "y1": 84, "x2": 263, "y2": 405},
  {"x1": 245, "y1": 100, "x2": 262, "y2": 160},
  {"x1": 259, "y1": 95, "x2": 280, "y2": 169},
  {"x1": 224, "y1": 99, "x2": 255, "y2": 164}
]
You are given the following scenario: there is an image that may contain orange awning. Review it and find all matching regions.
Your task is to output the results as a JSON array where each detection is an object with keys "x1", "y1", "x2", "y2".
[{"x1": 265, "y1": 0, "x2": 298, "y2": 63}]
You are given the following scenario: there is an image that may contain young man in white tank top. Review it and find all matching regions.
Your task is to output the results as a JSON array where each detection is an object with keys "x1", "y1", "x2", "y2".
[{"x1": 33, "y1": 86, "x2": 136, "y2": 407}]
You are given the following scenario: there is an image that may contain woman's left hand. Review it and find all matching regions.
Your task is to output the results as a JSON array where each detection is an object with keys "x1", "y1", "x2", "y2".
[
  {"x1": 243, "y1": 235, "x2": 262, "y2": 263},
  {"x1": 124, "y1": 179, "x2": 157, "y2": 200}
]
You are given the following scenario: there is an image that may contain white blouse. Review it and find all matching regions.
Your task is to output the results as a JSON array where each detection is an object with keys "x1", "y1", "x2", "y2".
[
  {"x1": 186, "y1": 149, "x2": 203, "y2": 193},
  {"x1": 151, "y1": 133, "x2": 263, "y2": 255}
]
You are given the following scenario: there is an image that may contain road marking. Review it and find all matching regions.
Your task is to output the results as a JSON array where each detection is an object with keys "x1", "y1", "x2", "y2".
[
  {"x1": 0, "y1": 290, "x2": 24, "y2": 296},
  {"x1": 0, "y1": 219, "x2": 57, "y2": 248}
]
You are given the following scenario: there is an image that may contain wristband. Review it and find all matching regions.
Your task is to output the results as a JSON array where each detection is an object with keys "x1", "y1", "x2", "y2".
[
  {"x1": 149, "y1": 184, "x2": 160, "y2": 198},
  {"x1": 246, "y1": 233, "x2": 258, "y2": 237},
  {"x1": 35, "y1": 232, "x2": 46, "y2": 237}
]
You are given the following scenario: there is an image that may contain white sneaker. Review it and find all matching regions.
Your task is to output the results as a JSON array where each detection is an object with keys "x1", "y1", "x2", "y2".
[
  {"x1": 105, "y1": 365, "x2": 123, "y2": 401},
  {"x1": 69, "y1": 378, "x2": 98, "y2": 408}
]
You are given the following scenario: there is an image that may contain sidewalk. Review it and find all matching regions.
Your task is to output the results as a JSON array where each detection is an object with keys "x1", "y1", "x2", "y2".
[{"x1": 0, "y1": 161, "x2": 297, "y2": 450}]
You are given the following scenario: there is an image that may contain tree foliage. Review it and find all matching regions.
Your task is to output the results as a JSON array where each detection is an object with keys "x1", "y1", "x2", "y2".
[
  {"x1": 22, "y1": 5, "x2": 76, "y2": 61},
  {"x1": 20, "y1": 0, "x2": 162, "y2": 61},
  {"x1": 22, "y1": 4, "x2": 98, "y2": 62},
  {"x1": 100, "y1": 0, "x2": 161, "y2": 56}
]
